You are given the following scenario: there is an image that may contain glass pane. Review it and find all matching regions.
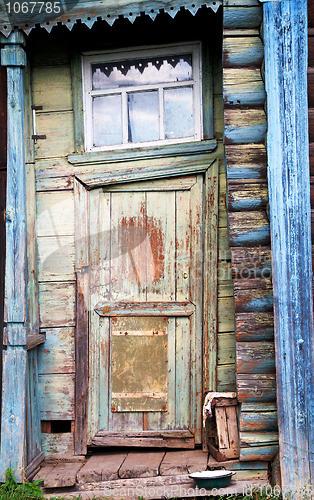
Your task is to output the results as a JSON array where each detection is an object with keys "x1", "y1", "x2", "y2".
[
  {"x1": 92, "y1": 94, "x2": 122, "y2": 146},
  {"x1": 92, "y1": 54, "x2": 192, "y2": 89},
  {"x1": 164, "y1": 87, "x2": 193, "y2": 139},
  {"x1": 128, "y1": 91, "x2": 159, "y2": 143}
]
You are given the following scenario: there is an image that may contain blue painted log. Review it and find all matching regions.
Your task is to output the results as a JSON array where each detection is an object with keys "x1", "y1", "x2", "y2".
[{"x1": 263, "y1": 0, "x2": 314, "y2": 493}]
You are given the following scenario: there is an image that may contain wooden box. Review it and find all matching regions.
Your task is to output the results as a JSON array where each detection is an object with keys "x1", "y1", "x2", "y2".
[{"x1": 206, "y1": 398, "x2": 239, "y2": 462}]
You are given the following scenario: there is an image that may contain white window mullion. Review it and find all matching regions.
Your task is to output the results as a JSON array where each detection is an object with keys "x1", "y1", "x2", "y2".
[
  {"x1": 159, "y1": 87, "x2": 165, "y2": 140},
  {"x1": 122, "y1": 91, "x2": 128, "y2": 144}
]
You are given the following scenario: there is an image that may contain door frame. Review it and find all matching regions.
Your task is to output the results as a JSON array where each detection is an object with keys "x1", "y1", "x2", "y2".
[{"x1": 73, "y1": 149, "x2": 218, "y2": 455}]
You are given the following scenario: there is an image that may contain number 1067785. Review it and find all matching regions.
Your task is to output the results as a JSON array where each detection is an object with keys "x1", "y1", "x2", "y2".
[{"x1": 6, "y1": 1, "x2": 63, "y2": 14}]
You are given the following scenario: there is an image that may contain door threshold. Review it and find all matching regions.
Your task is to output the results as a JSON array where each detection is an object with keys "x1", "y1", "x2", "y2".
[{"x1": 92, "y1": 430, "x2": 195, "y2": 448}]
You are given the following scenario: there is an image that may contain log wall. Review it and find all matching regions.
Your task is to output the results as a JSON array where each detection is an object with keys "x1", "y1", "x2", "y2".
[{"x1": 222, "y1": 0, "x2": 278, "y2": 462}]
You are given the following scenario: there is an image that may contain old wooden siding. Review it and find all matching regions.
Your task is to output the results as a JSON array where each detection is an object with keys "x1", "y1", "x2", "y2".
[
  {"x1": 0, "y1": 63, "x2": 6, "y2": 426},
  {"x1": 223, "y1": 0, "x2": 278, "y2": 461},
  {"x1": 30, "y1": 45, "x2": 76, "y2": 454}
]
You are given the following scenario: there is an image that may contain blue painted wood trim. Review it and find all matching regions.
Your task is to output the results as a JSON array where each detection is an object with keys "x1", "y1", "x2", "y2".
[
  {"x1": 0, "y1": 30, "x2": 29, "y2": 483},
  {"x1": 264, "y1": 0, "x2": 314, "y2": 493}
]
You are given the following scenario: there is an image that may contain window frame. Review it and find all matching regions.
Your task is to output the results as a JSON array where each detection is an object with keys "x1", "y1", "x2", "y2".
[{"x1": 82, "y1": 42, "x2": 203, "y2": 152}]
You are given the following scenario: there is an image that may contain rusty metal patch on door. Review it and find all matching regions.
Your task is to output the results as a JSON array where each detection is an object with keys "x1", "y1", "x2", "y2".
[{"x1": 111, "y1": 317, "x2": 168, "y2": 412}]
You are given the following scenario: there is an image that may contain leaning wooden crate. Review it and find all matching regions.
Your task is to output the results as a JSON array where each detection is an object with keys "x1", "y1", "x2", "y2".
[{"x1": 203, "y1": 392, "x2": 239, "y2": 461}]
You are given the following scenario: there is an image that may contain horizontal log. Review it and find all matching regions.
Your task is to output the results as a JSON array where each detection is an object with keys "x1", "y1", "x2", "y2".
[
  {"x1": 308, "y1": 69, "x2": 314, "y2": 108},
  {"x1": 225, "y1": 144, "x2": 267, "y2": 167},
  {"x1": 91, "y1": 437, "x2": 194, "y2": 448},
  {"x1": 236, "y1": 342, "x2": 276, "y2": 374},
  {"x1": 309, "y1": 1, "x2": 314, "y2": 27},
  {"x1": 309, "y1": 108, "x2": 314, "y2": 142},
  {"x1": 231, "y1": 246, "x2": 271, "y2": 279},
  {"x1": 241, "y1": 402, "x2": 277, "y2": 412},
  {"x1": 223, "y1": 7, "x2": 262, "y2": 30},
  {"x1": 224, "y1": 109, "x2": 267, "y2": 144},
  {"x1": 94, "y1": 301, "x2": 195, "y2": 317},
  {"x1": 234, "y1": 279, "x2": 273, "y2": 313},
  {"x1": 237, "y1": 374, "x2": 277, "y2": 402},
  {"x1": 223, "y1": 68, "x2": 266, "y2": 106},
  {"x1": 240, "y1": 431, "x2": 279, "y2": 447},
  {"x1": 240, "y1": 445, "x2": 279, "y2": 461},
  {"x1": 228, "y1": 211, "x2": 270, "y2": 246},
  {"x1": 308, "y1": 34, "x2": 314, "y2": 67},
  {"x1": 240, "y1": 411, "x2": 278, "y2": 432},
  {"x1": 228, "y1": 180, "x2": 268, "y2": 211},
  {"x1": 235, "y1": 312, "x2": 274, "y2": 341},
  {"x1": 223, "y1": 36, "x2": 264, "y2": 68},
  {"x1": 309, "y1": 143, "x2": 314, "y2": 176}
]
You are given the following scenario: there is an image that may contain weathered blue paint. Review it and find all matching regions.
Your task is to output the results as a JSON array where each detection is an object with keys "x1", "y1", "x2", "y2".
[
  {"x1": 0, "y1": 30, "x2": 28, "y2": 483},
  {"x1": 263, "y1": 0, "x2": 314, "y2": 494}
]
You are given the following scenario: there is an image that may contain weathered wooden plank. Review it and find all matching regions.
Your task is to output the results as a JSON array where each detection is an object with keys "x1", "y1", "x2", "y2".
[
  {"x1": 223, "y1": 36, "x2": 264, "y2": 68},
  {"x1": 74, "y1": 178, "x2": 89, "y2": 454},
  {"x1": 217, "y1": 364, "x2": 236, "y2": 392},
  {"x1": 226, "y1": 405, "x2": 239, "y2": 452},
  {"x1": 26, "y1": 349, "x2": 42, "y2": 467},
  {"x1": 38, "y1": 327, "x2": 75, "y2": 374},
  {"x1": 41, "y1": 433, "x2": 74, "y2": 457},
  {"x1": 231, "y1": 246, "x2": 271, "y2": 279},
  {"x1": 95, "y1": 301, "x2": 195, "y2": 317},
  {"x1": 77, "y1": 451, "x2": 127, "y2": 483},
  {"x1": 240, "y1": 411, "x2": 278, "y2": 432},
  {"x1": 223, "y1": 7, "x2": 262, "y2": 29},
  {"x1": 69, "y1": 139, "x2": 217, "y2": 166},
  {"x1": 39, "y1": 374, "x2": 75, "y2": 420},
  {"x1": 38, "y1": 282, "x2": 76, "y2": 327},
  {"x1": 37, "y1": 235, "x2": 75, "y2": 281},
  {"x1": 215, "y1": 407, "x2": 230, "y2": 449},
  {"x1": 236, "y1": 342, "x2": 276, "y2": 374},
  {"x1": 228, "y1": 181, "x2": 268, "y2": 211},
  {"x1": 204, "y1": 160, "x2": 219, "y2": 392},
  {"x1": 235, "y1": 312, "x2": 274, "y2": 342},
  {"x1": 0, "y1": 348, "x2": 27, "y2": 482},
  {"x1": 44, "y1": 461, "x2": 84, "y2": 488},
  {"x1": 223, "y1": 68, "x2": 266, "y2": 106},
  {"x1": 264, "y1": 1, "x2": 314, "y2": 491},
  {"x1": 218, "y1": 333, "x2": 235, "y2": 365},
  {"x1": 35, "y1": 111, "x2": 75, "y2": 159},
  {"x1": 76, "y1": 155, "x2": 215, "y2": 188},
  {"x1": 224, "y1": 109, "x2": 267, "y2": 144},
  {"x1": 160, "y1": 450, "x2": 208, "y2": 475},
  {"x1": 225, "y1": 144, "x2": 267, "y2": 179},
  {"x1": 36, "y1": 190, "x2": 74, "y2": 237},
  {"x1": 218, "y1": 297, "x2": 235, "y2": 332},
  {"x1": 33, "y1": 463, "x2": 57, "y2": 482},
  {"x1": 218, "y1": 227, "x2": 231, "y2": 260},
  {"x1": 32, "y1": 65, "x2": 72, "y2": 112},
  {"x1": 240, "y1": 445, "x2": 279, "y2": 462},
  {"x1": 228, "y1": 211, "x2": 270, "y2": 247},
  {"x1": 233, "y1": 469, "x2": 268, "y2": 481},
  {"x1": 237, "y1": 374, "x2": 276, "y2": 402},
  {"x1": 234, "y1": 279, "x2": 273, "y2": 313},
  {"x1": 26, "y1": 162, "x2": 39, "y2": 333},
  {"x1": 92, "y1": 436, "x2": 194, "y2": 448},
  {"x1": 36, "y1": 176, "x2": 74, "y2": 192},
  {"x1": 119, "y1": 451, "x2": 165, "y2": 479}
]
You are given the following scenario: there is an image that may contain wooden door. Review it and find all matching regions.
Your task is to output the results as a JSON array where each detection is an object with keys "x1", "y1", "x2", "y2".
[{"x1": 74, "y1": 157, "x2": 218, "y2": 452}]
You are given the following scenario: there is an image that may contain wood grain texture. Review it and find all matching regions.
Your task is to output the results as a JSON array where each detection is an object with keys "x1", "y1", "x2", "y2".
[
  {"x1": 264, "y1": 0, "x2": 314, "y2": 490},
  {"x1": 38, "y1": 282, "x2": 75, "y2": 328},
  {"x1": 39, "y1": 374, "x2": 75, "y2": 420},
  {"x1": 26, "y1": 349, "x2": 42, "y2": 466},
  {"x1": 34, "y1": 111, "x2": 75, "y2": 159},
  {"x1": 38, "y1": 327, "x2": 75, "y2": 374},
  {"x1": 240, "y1": 411, "x2": 278, "y2": 432},
  {"x1": 77, "y1": 451, "x2": 127, "y2": 483},
  {"x1": 236, "y1": 342, "x2": 275, "y2": 374},
  {"x1": 41, "y1": 433, "x2": 74, "y2": 457},
  {"x1": 231, "y1": 247, "x2": 271, "y2": 279},
  {"x1": 228, "y1": 180, "x2": 268, "y2": 211},
  {"x1": 235, "y1": 312, "x2": 274, "y2": 342},
  {"x1": 223, "y1": 7, "x2": 262, "y2": 29},
  {"x1": 233, "y1": 278, "x2": 273, "y2": 313},
  {"x1": 119, "y1": 451, "x2": 165, "y2": 478},
  {"x1": 237, "y1": 374, "x2": 276, "y2": 403},
  {"x1": 225, "y1": 144, "x2": 267, "y2": 179},
  {"x1": 223, "y1": 35, "x2": 263, "y2": 68},
  {"x1": 223, "y1": 68, "x2": 266, "y2": 106},
  {"x1": 228, "y1": 211, "x2": 270, "y2": 247},
  {"x1": 224, "y1": 108, "x2": 266, "y2": 144}
]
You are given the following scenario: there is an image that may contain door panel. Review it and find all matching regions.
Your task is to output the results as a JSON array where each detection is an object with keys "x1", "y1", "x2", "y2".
[{"x1": 84, "y1": 173, "x2": 206, "y2": 444}]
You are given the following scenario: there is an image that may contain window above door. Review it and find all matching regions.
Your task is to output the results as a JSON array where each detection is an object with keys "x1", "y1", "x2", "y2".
[{"x1": 82, "y1": 43, "x2": 203, "y2": 152}]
